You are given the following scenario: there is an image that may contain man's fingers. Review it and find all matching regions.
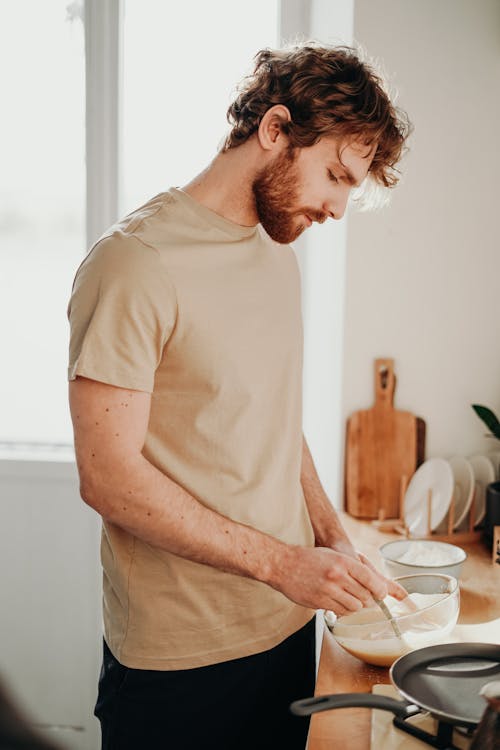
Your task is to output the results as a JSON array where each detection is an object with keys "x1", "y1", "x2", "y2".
[
  {"x1": 357, "y1": 552, "x2": 376, "y2": 570},
  {"x1": 348, "y1": 558, "x2": 388, "y2": 601},
  {"x1": 357, "y1": 552, "x2": 408, "y2": 601},
  {"x1": 330, "y1": 603, "x2": 350, "y2": 618},
  {"x1": 325, "y1": 553, "x2": 384, "y2": 605},
  {"x1": 344, "y1": 579, "x2": 377, "y2": 607},
  {"x1": 323, "y1": 550, "x2": 408, "y2": 616},
  {"x1": 329, "y1": 591, "x2": 364, "y2": 615},
  {"x1": 387, "y1": 579, "x2": 408, "y2": 600}
]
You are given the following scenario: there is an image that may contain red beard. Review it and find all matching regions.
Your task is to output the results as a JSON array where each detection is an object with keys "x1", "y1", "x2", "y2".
[{"x1": 252, "y1": 147, "x2": 326, "y2": 244}]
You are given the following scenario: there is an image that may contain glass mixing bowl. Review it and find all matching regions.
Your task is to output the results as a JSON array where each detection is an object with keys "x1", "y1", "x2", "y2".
[{"x1": 324, "y1": 573, "x2": 460, "y2": 668}]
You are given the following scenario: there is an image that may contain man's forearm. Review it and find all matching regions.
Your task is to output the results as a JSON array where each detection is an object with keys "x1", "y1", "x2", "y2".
[
  {"x1": 300, "y1": 435, "x2": 353, "y2": 550},
  {"x1": 70, "y1": 378, "x2": 394, "y2": 614},
  {"x1": 81, "y1": 451, "x2": 394, "y2": 612},
  {"x1": 81, "y1": 453, "x2": 289, "y2": 588}
]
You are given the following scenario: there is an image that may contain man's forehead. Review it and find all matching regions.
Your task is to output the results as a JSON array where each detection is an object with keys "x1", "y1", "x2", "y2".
[{"x1": 326, "y1": 135, "x2": 376, "y2": 160}]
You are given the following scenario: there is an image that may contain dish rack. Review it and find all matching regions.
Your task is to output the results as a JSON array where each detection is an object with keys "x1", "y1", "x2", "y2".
[{"x1": 372, "y1": 474, "x2": 483, "y2": 544}]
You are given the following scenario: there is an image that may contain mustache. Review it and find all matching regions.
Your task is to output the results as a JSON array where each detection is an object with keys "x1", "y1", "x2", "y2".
[{"x1": 301, "y1": 209, "x2": 328, "y2": 224}]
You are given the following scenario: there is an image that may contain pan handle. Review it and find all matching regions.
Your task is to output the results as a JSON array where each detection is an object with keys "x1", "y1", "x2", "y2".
[{"x1": 290, "y1": 692, "x2": 417, "y2": 718}]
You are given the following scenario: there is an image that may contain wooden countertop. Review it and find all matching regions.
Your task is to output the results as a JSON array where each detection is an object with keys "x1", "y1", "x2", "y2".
[{"x1": 307, "y1": 513, "x2": 500, "y2": 750}]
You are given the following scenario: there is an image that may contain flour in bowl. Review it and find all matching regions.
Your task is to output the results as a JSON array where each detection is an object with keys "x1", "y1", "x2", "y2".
[{"x1": 395, "y1": 542, "x2": 464, "y2": 566}]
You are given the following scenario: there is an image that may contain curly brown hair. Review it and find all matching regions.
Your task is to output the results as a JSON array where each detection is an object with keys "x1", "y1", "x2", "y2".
[{"x1": 223, "y1": 42, "x2": 411, "y2": 189}]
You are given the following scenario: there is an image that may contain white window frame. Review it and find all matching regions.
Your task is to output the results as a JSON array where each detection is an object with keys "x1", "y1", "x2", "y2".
[{"x1": 84, "y1": 0, "x2": 123, "y2": 247}]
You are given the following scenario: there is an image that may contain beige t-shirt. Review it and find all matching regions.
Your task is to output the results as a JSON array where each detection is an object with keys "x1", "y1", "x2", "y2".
[{"x1": 68, "y1": 188, "x2": 315, "y2": 670}]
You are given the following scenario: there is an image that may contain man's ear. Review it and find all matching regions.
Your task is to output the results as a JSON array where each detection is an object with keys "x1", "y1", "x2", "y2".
[{"x1": 257, "y1": 105, "x2": 291, "y2": 151}]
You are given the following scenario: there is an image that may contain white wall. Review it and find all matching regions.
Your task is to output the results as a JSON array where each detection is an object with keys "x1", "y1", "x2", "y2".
[
  {"x1": 340, "y1": 0, "x2": 500, "y2": 502},
  {"x1": 0, "y1": 461, "x2": 101, "y2": 750},
  {"x1": 281, "y1": 0, "x2": 355, "y2": 505}
]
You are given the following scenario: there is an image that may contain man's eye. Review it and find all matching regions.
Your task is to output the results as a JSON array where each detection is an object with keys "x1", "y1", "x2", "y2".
[{"x1": 327, "y1": 169, "x2": 338, "y2": 183}]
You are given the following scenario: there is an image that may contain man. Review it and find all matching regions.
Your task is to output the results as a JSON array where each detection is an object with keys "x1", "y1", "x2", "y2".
[{"x1": 68, "y1": 43, "x2": 410, "y2": 749}]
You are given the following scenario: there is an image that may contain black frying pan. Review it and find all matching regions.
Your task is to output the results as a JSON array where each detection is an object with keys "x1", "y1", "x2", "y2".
[{"x1": 291, "y1": 642, "x2": 500, "y2": 729}]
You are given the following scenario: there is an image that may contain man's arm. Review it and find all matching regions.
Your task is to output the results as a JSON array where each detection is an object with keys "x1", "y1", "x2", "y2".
[
  {"x1": 300, "y1": 435, "x2": 356, "y2": 554},
  {"x1": 70, "y1": 376, "x2": 392, "y2": 615},
  {"x1": 300, "y1": 434, "x2": 404, "y2": 595}
]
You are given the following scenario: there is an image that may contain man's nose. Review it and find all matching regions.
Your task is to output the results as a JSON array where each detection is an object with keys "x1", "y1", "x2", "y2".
[{"x1": 324, "y1": 188, "x2": 350, "y2": 221}]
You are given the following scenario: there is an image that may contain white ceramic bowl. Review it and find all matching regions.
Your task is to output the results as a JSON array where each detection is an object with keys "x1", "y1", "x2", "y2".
[{"x1": 379, "y1": 539, "x2": 467, "y2": 580}]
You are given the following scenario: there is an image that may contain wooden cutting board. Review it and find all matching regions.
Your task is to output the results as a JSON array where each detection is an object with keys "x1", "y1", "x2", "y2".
[{"x1": 344, "y1": 358, "x2": 425, "y2": 519}]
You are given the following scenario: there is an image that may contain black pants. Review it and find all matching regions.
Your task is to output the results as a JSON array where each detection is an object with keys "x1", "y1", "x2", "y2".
[{"x1": 95, "y1": 617, "x2": 316, "y2": 750}]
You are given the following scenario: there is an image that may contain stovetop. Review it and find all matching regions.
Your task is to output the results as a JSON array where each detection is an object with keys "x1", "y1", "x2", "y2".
[{"x1": 371, "y1": 685, "x2": 474, "y2": 749}]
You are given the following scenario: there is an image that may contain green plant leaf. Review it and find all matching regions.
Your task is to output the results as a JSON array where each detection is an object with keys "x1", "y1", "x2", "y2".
[{"x1": 471, "y1": 404, "x2": 500, "y2": 440}]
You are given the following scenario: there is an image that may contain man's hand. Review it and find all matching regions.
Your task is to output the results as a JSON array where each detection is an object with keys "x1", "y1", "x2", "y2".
[
  {"x1": 329, "y1": 537, "x2": 358, "y2": 559},
  {"x1": 357, "y1": 551, "x2": 408, "y2": 602},
  {"x1": 329, "y1": 539, "x2": 408, "y2": 605},
  {"x1": 299, "y1": 435, "x2": 407, "y2": 611},
  {"x1": 300, "y1": 438, "x2": 407, "y2": 614},
  {"x1": 269, "y1": 545, "x2": 392, "y2": 617}
]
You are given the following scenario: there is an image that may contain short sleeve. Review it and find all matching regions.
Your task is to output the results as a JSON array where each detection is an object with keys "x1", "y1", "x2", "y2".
[{"x1": 67, "y1": 234, "x2": 178, "y2": 392}]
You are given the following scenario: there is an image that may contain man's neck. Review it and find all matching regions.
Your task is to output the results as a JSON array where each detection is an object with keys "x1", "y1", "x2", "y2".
[{"x1": 181, "y1": 141, "x2": 261, "y2": 227}]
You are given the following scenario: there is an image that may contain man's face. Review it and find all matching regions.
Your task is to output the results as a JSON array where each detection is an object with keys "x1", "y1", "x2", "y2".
[{"x1": 252, "y1": 135, "x2": 376, "y2": 244}]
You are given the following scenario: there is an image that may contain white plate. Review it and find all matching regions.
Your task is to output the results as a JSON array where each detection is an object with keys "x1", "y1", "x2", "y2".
[
  {"x1": 447, "y1": 455, "x2": 475, "y2": 529},
  {"x1": 468, "y1": 454, "x2": 496, "y2": 525},
  {"x1": 403, "y1": 458, "x2": 454, "y2": 537}
]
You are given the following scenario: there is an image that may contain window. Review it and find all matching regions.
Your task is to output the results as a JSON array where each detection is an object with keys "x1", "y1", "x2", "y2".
[
  {"x1": 122, "y1": 0, "x2": 279, "y2": 213},
  {"x1": 0, "y1": 1, "x2": 278, "y2": 452},
  {"x1": 0, "y1": 1, "x2": 85, "y2": 449}
]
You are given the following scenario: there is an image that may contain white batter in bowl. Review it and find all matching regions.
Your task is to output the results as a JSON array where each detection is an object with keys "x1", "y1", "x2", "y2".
[{"x1": 324, "y1": 573, "x2": 460, "y2": 667}]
